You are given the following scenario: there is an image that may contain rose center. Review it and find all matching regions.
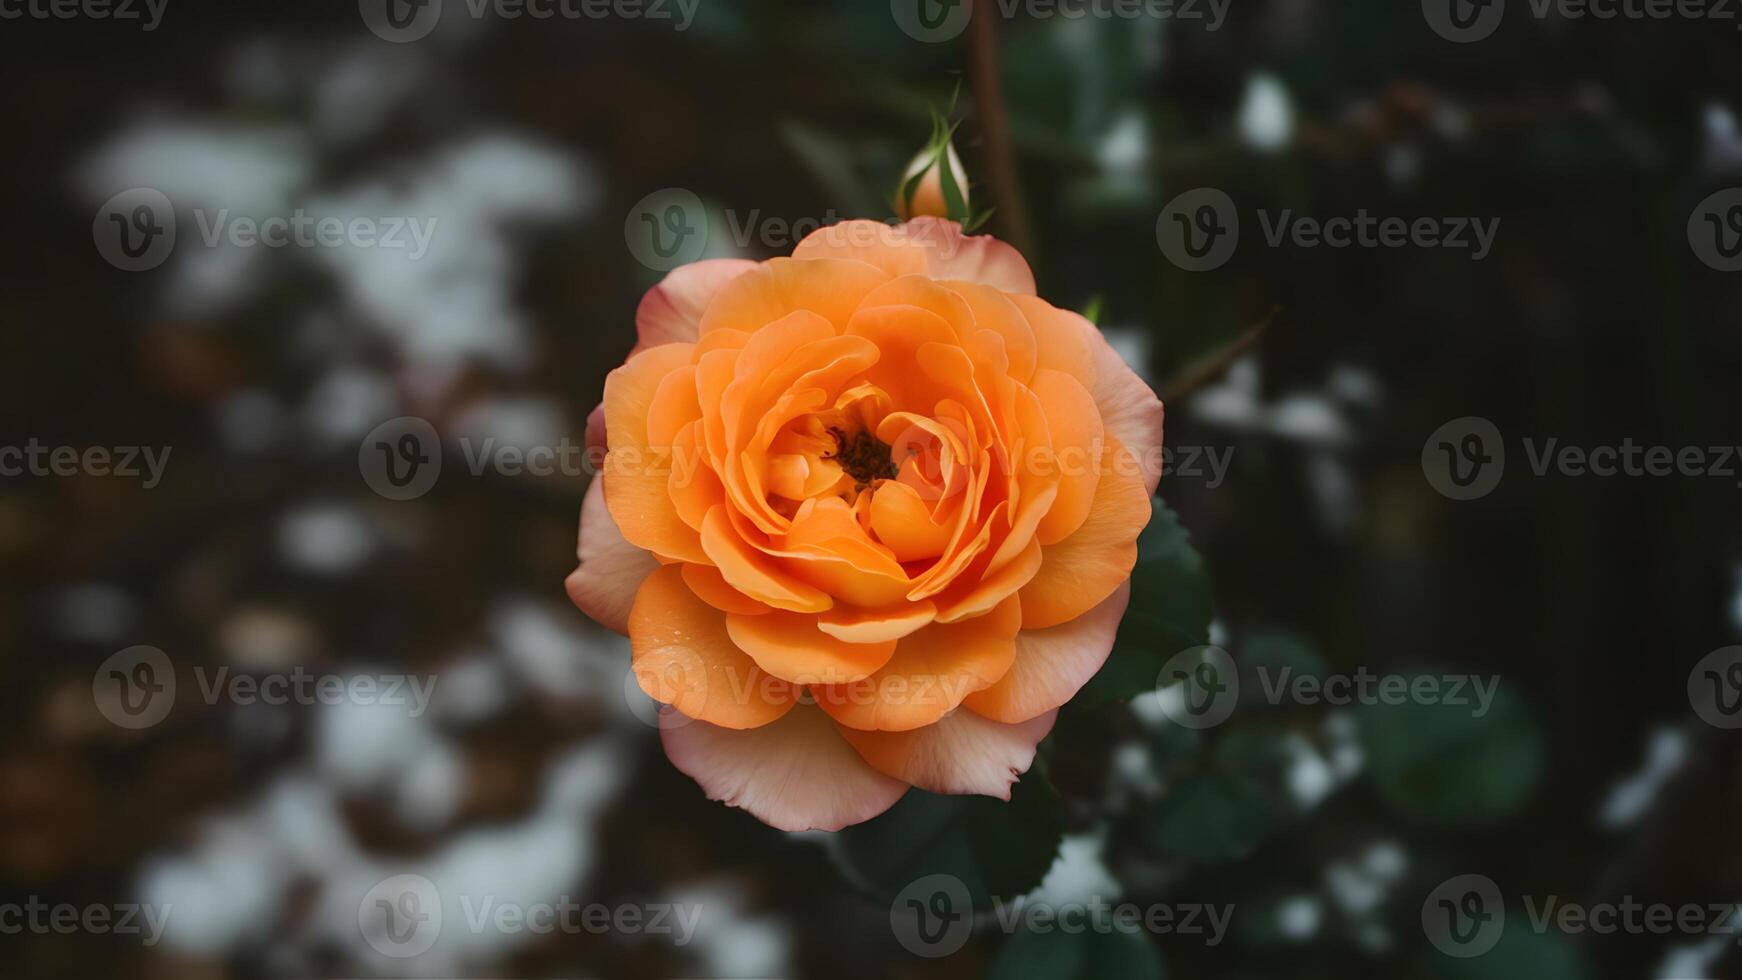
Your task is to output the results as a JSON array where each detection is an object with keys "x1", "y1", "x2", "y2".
[{"x1": 829, "y1": 427, "x2": 900, "y2": 489}]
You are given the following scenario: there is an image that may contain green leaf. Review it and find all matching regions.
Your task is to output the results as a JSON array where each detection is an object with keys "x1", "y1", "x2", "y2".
[
  {"x1": 1146, "y1": 722, "x2": 1204, "y2": 771},
  {"x1": 1241, "y1": 630, "x2": 1327, "y2": 680},
  {"x1": 1214, "y1": 725, "x2": 1297, "y2": 792},
  {"x1": 1144, "y1": 771, "x2": 1275, "y2": 864},
  {"x1": 1360, "y1": 676, "x2": 1543, "y2": 826},
  {"x1": 1075, "y1": 499, "x2": 1212, "y2": 707},
  {"x1": 833, "y1": 768, "x2": 1064, "y2": 906},
  {"x1": 989, "y1": 927, "x2": 1165, "y2": 980}
]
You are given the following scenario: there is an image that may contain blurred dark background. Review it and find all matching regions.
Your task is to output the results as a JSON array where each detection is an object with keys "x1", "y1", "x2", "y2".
[{"x1": 3, "y1": 0, "x2": 1742, "y2": 976}]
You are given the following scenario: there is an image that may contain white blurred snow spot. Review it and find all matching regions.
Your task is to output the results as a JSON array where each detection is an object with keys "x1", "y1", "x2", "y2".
[{"x1": 1238, "y1": 73, "x2": 1295, "y2": 153}]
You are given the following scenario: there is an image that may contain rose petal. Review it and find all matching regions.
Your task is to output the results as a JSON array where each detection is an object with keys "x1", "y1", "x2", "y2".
[
  {"x1": 965, "y1": 581, "x2": 1131, "y2": 723},
  {"x1": 660, "y1": 704, "x2": 909, "y2": 831},
  {"x1": 585, "y1": 402, "x2": 606, "y2": 457},
  {"x1": 634, "y1": 259, "x2": 758, "y2": 352},
  {"x1": 1019, "y1": 438, "x2": 1151, "y2": 629},
  {"x1": 903, "y1": 217, "x2": 1037, "y2": 295},
  {"x1": 1011, "y1": 295, "x2": 1164, "y2": 495},
  {"x1": 817, "y1": 601, "x2": 938, "y2": 644},
  {"x1": 629, "y1": 565, "x2": 797, "y2": 730},
  {"x1": 839, "y1": 707, "x2": 1057, "y2": 799},
  {"x1": 603, "y1": 343, "x2": 708, "y2": 562},
  {"x1": 700, "y1": 505, "x2": 833, "y2": 613},
  {"x1": 725, "y1": 609, "x2": 897, "y2": 685},
  {"x1": 939, "y1": 280, "x2": 1038, "y2": 383},
  {"x1": 698, "y1": 257, "x2": 891, "y2": 337},
  {"x1": 815, "y1": 595, "x2": 1021, "y2": 732},
  {"x1": 1028, "y1": 368, "x2": 1104, "y2": 545},
  {"x1": 794, "y1": 219, "x2": 1036, "y2": 295},
  {"x1": 1008, "y1": 295, "x2": 1098, "y2": 388},
  {"x1": 564, "y1": 478, "x2": 659, "y2": 635},
  {"x1": 681, "y1": 562, "x2": 769, "y2": 616},
  {"x1": 1089, "y1": 343, "x2": 1165, "y2": 496}
]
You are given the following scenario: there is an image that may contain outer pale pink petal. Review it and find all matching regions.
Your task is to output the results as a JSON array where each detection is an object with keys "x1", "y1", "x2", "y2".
[
  {"x1": 564, "y1": 478, "x2": 659, "y2": 635},
  {"x1": 902, "y1": 217, "x2": 1037, "y2": 295},
  {"x1": 633, "y1": 259, "x2": 759, "y2": 351},
  {"x1": 659, "y1": 704, "x2": 909, "y2": 832},
  {"x1": 793, "y1": 218, "x2": 1036, "y2": 295},
  {"x1": 838, "y1": 708, "x2": 1057, "y2": 800},
  {"x1": 1085, "y1": 337, "x2": 1165, "y2": 496},
  {"x1": 1011, "y1": 296, "x2": 1165, "y2": 495},
  {"x1": 963, "y1": 581, "x2": 1131, "y2": 723},
  {"x1": 585, "y1": 402, "x2": 606, "y2": 457}
]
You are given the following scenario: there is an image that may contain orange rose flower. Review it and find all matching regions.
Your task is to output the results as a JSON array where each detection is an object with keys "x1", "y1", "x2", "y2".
[{"x1": 566, "y1": 218, "x2": 1163, "y2": 831}]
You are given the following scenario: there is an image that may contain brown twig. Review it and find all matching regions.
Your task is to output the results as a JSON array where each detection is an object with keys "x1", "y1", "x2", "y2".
[
  {"x1": 1160, "y1": 306, "x2": 1283, "y2": 403},
  {"x1": 968, "y1": 5, "x2": 1032, "y2": 258}
]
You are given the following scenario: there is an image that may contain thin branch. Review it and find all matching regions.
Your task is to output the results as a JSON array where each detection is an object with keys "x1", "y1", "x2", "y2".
[
  {"x1": 1160, "y1": 306, "x2": 1282, "y2": 403},
  {"x1": 968, "y1": 5, "x2": 1032, "y2": 258}
]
